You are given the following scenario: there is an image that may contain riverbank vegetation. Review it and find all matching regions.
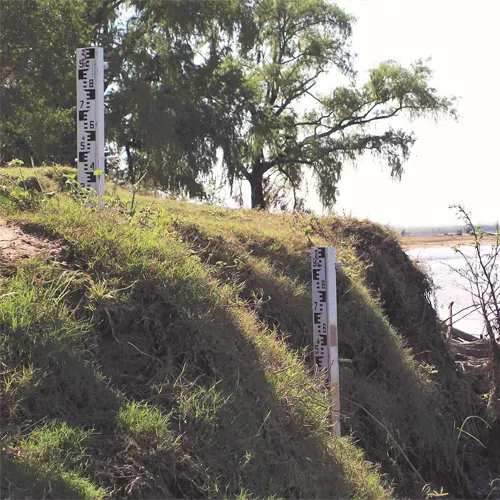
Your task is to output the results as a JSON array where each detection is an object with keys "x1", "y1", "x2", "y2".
[{"x1": 1, "y1": 167, "x2": 498, "y2": 498}]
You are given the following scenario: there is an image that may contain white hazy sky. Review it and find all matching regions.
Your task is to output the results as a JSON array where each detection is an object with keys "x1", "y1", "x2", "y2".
[{"x1": 315, "y1": 0, "x2": 500, "y2": 227}]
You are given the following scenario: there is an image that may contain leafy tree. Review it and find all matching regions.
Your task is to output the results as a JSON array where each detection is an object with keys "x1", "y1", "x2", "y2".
[
  {"x1": 213, "y1": 0, "x2": 456, "y2": 209},
  {"x1": 105, "y1": 19, "x2": 217, "y2": 192},
  {"x1": 0, "y1": 0, "x2": 121, "y2": 165},
  {"x1": 1, "y1": 0, "x2": 456, "y2": 208},
  {"x1": 106, "y1": 0, "x2": 256, "y2": 196}
]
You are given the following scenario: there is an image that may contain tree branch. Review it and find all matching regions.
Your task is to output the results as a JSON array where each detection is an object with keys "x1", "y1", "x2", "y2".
[
  {"x1": 299, "y1": 103, "x2": 418, "y2": 146},
  {"x1": 277, "y1": 166, "x2": 299, "y2": 211},
  {"x1": 273, "y1": 71, "x2": 322, "y2": 116}
]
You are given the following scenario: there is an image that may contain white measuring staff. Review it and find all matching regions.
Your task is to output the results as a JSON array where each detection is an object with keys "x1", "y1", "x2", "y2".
[
  {"x1": 311, "y1": 247, "x2": 340, "y2": 437},
  {"x1": 76, "y1": 47, "x2": 105, "y2": 199}
]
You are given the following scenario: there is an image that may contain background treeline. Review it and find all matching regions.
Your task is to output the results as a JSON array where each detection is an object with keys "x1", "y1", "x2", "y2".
[{"x1": 399, "y1": 225, "x2": 499, "y2": 237}]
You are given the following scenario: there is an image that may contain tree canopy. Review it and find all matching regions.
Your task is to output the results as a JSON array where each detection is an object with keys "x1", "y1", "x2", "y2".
[
  {"x1": 1, "y1": 0, "x2": 89, "y2": 164},
  {"x1": 213, "y1": 0, "x2": 456, "y2": 209},
  {"x1": 1, "y1": 0, "x2": 456, "y2": 209},
  {"x1": 0, "y1": 0, "x2": 126, "y2": 165}
]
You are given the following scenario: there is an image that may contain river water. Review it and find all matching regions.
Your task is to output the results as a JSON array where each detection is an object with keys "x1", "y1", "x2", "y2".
[{"x1": 406, "y1": 246, "x2": 495, "y2": 337}]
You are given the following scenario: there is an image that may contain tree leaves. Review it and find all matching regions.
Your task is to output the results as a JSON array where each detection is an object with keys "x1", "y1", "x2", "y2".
[
  {"x1": 1, "y1": 0, "x2": 456, "y2": 211},
  {"x1": 212, "y1": 1, "x2": 456, "y2": 209},
  {"x1": 0, "y1": 0, "x2": 101, "y2": 164}
]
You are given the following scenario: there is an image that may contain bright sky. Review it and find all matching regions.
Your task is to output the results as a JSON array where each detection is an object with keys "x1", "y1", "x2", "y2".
[{"x1": 317, "y1": 0, "x2": 500, "y2": 227}]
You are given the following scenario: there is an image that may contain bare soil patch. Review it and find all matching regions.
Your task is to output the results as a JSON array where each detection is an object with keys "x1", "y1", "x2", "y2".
[{"x1": 0, "y1": 218, "x2": 60, "y2": 263}]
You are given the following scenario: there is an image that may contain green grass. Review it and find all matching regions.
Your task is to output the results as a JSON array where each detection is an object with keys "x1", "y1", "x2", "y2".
[
  {"x1": 116, "y1": 401, "x2": 179, "y2": 452},
  {"x1": 0, "y1": 166, "x2": 483, "y2": 498},
  {"x1": 2, "y1": 421, "x2": 106, "y2": 500}
]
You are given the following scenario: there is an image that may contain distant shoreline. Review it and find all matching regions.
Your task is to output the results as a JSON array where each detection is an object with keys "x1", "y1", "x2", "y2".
[{"x1": 401, "y1": 234, "x2": 498, "y2": 249}]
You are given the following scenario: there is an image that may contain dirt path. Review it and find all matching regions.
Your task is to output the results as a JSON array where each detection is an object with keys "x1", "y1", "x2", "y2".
[{"x1": 0, "y1": 218, "x2": 60, "y2": 264}]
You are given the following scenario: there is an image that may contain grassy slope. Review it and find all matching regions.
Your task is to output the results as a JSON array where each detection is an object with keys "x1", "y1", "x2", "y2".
[{"x1": 0, "y1": 167, "x2": 482, "y2": 499}]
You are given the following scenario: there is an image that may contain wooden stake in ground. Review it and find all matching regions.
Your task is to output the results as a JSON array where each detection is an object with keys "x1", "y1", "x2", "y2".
[
  {"x1": 447, "y1": 301, "x2": 454, "y2": 342},
  {"x1": 311, "y1": 247, "x2": 340, "y2": 437}
]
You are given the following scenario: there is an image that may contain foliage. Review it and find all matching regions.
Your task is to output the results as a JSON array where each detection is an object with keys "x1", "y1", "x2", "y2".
[
  {"x1": 212, "y1": 0, "x2": 456, "y2": 208},
  {"x1": 0, "y1": 185, "x2": 41, "y2": 211},
  {"x1": 0, "y1": 162, "x2": 50, "y2": 210},
  {"x1": 422, "y1": 483, "x2": 449, "y2": 498},
  {"x1": 105, "y1": 0, "x2": 256, "y2": 196},
  {"x1": 0, "y1": 0, "x2": 94, "y2": 164},
  {"x1": 2, "y1": 0, "x2": 455, "y2": 210}
]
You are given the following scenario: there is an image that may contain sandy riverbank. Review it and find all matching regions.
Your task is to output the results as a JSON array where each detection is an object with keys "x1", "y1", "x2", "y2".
[{"x1": 400, "y1": 234, "x2": 498, "y2": 249}]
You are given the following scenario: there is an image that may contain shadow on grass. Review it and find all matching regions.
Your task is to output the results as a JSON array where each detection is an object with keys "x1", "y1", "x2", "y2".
[
  {"x1": 173, "y1": 223, "x2": 477, "y2": 496},
  {"x1": 1, "y1": 273, "x2": 372, "y2": 498},
  {"x1": 174, "y1": 224, "x2": 313, "y2": 349},
  {"x1": 90, "y1": 279, "x2": 358, "y2": 498},
  {"x1": 1, "y1": 451, "x2": 88, "y2": 500}
]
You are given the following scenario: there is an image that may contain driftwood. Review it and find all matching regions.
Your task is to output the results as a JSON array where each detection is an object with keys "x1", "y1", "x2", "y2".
[
  {"x1": 447, "y1": 301, "x2": 454, "y2": 342},
  {"x1": 449, "y1": 338, "x2": 490, "y2": 358},
  {"x1": 451, "y1": 326, "x2": 480, "y2": 342}
]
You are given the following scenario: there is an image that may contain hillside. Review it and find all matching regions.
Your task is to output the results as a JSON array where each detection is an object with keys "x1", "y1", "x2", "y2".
[{"x1": 0, "y1": 167, "x2": 492, "y2": 499}]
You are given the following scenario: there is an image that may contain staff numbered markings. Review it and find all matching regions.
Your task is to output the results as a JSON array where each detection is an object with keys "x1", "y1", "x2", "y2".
[{"x1": 76, "y1": 47, "x2": 105, "y2": 197}]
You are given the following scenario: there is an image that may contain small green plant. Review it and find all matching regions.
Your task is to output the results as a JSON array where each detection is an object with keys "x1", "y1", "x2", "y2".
[
  {"x1": 63, "y1": 173, "x2": 105, "y2": 204},
  {"x1": 304, "y1": 225, "x2": 314, "y2": 236},
  {"x1": 63, "y1": 173, "x2": 82, "y2": 194},
  {"x1": 116, "y1": 401, "x2": 179, "y2": 452},
  {"x1": 420, "y1": 362, "x2": 438, "y2": 375},
  {"x1": 0, "y1": 184, "x2": 41, "y2": 210},
  {"x1": 422, "y1": 484, "x2": 449, "y2": 498},
  {"x1": 233, "y1": 257, "x2": 246, "y2": 271},
  {"x1": 309, "y1": 213, "x2": 320, "y2": 225},
  {"x1": 7, "y1": 158, "x2": 24, "y2": 168},
  {"x1": 128, "y1": 170, "x2": 148, "y2": 216},
  {"x1": 21, "y1": 421, "x2": 91, "y2": 468}
]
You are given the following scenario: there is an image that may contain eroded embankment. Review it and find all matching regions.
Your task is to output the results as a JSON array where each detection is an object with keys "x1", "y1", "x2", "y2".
[
  {"x1": 169, "y1": 210, "x2": 490, "y2": 497},
  {"x1": 0, "y1": 168, "x2": 495, "y2": 498},
  {"x1": 0, "y1": 198, "x2": 386, "y2": 499}
]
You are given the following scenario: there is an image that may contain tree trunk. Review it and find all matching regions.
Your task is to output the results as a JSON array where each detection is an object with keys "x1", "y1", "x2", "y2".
[
  {"x1": 249, "y1": 174, "x2": 266, "y2": 210},
  {"x1": 249, "y1": 156, "x2": 267, "y2": 210},
  {"x1": 125, "y1": 142, "x2": 135, "y2": 184}
]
